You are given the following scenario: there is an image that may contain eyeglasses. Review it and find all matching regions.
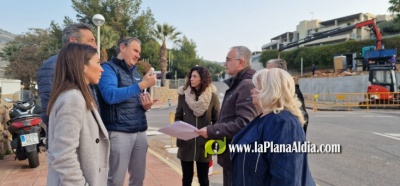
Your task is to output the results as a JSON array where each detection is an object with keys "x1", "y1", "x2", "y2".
[{"x1": 225, "y1": 58, "x2": 241, "y2": 62}]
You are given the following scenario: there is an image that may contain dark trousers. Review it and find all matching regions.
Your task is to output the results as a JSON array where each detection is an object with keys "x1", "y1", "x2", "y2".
[
  {"x1": 223, "y1": 167, "x2": 232, "y2": 186},
  {"x1": 181, "y1": 160, "x2": 209, "y2": 186}
]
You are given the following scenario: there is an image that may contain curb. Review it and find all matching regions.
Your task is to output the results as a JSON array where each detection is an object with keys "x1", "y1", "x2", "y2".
[
  {"x1": 148, "y1": 149, "x2": 182, "y2": 175},
  {"x1": 151, "y1": 104, "x2": 177, "y2": 110},
  {"x1": 305, "y1": 106, "x2": 353, "y2": 111}
]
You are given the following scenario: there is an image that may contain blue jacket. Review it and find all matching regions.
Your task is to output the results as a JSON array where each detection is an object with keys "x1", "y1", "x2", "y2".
[
  {"x1": 37, "y1": 55, "x2": 100, "y2": 124},
  {"x1": 231, "y1": 111, "x2": 315, "y2": 186},
  {"x1": 97, "y1": 57, "x2": 146, "y2": 133},
  {"x1": 37, "y1": 55, "x2": 58, "y2": 125}
]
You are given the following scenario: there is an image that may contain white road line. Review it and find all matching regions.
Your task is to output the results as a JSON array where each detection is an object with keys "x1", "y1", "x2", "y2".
[
  {"x1": 373, "y1": 132, "x2": 400, "y2": 141},
  {"x1": 146, "y1": 131, "x2": 162, "y2": 136},
  {"x1": 385, "y1": 133, "x2": 400, "y2": 137}
]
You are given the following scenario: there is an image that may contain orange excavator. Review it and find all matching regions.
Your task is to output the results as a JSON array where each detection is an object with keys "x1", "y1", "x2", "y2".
[{"x1": 278, "y1": 19, "x2": 399, "y2": 105}]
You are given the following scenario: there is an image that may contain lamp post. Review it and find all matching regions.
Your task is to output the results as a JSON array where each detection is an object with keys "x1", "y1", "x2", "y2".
[{"x1": 92, "y1": 14, "x2": 105, "y2": 57}]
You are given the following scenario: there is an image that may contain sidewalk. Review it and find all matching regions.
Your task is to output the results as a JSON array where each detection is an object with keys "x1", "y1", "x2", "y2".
[
  {"x1": 151, "y1": 98, "x2": 178, "y2": 109},
  {"x1": 0, "y1": 150, "x2": 182, "y2": 186}
]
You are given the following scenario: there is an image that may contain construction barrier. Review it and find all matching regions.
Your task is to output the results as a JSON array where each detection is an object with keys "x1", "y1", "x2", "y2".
[
  {"x1": 303, "y1": 92, "x2": 400, "y2": 111},
  {"x1": 169, "y1": 111, "x2": 176, "y2": 147}
]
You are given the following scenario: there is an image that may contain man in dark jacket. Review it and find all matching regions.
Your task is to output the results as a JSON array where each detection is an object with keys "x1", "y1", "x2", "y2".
[
  {"x1": 266, "y1": 58, "x2": 309, "y2": 133},
  {"x1": 197, "y1": 46, "x2": 259, "y2": 186},
  {"x1": 37, "y1": 23, "x2": 98, "y2": 148},
  {"x1": 97, "y1": 37, "x2": 157, "y2": 186}
]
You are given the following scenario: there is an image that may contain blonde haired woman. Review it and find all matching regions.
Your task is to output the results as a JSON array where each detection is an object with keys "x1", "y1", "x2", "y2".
[{"x1": 231, "y1": 68, "x2": 315, "y2": 186}]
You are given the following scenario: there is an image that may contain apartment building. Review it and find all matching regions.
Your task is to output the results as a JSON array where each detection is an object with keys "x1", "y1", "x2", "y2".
[{"x1": 262, "y1": 13, "x2": 393, "y2": 51}]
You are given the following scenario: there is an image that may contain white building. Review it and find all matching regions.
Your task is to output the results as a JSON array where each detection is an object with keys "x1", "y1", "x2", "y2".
[{"x1": 262, "y1": 13, "x2": 393, "y2": 51}]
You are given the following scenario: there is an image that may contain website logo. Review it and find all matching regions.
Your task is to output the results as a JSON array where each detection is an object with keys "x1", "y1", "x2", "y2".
[{"x1": 204, "y1": 137, "x2": 226, "y2": 157}]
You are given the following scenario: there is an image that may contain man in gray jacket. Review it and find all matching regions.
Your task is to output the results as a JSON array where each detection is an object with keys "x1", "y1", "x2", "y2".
[
  {"x1": 37, "y1": 23, "x2": 97, "y2": 149},
  {"x1": 197, "y1": 46, "x2": 258, "y2": 186}
]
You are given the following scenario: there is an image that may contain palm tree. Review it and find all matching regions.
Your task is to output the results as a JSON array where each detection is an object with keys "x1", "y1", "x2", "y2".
[{"x1": 152, "y1": 23, "x2": 181, "y2": 87}]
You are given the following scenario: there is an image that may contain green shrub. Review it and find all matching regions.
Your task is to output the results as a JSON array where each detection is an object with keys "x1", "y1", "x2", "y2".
[{"x1": 259, "y1": 36, "x2": 400, "y2": 71}]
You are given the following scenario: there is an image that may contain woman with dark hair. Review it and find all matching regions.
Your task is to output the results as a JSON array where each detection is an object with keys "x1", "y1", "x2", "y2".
[
  {"x1": 46, "y1": 43, "x2": 109, "y2": 186},
  {"x1": 175, "y1": 66, "x2": 220, "y2": 186}
]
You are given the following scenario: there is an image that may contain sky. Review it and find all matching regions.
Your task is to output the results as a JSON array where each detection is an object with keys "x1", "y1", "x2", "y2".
[{"x1": 0, "y1": 0, "x2": 392, "y2": 62}]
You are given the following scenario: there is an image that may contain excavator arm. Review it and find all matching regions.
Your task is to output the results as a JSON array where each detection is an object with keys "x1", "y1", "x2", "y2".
[{"x1": 278, "y1": 19, "x2": 382, "y2": 51}]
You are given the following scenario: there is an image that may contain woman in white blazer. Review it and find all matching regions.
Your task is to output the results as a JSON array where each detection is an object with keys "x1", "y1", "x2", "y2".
[{"x1": 46, "y1": 43, "x2": 109, "y2": 186}]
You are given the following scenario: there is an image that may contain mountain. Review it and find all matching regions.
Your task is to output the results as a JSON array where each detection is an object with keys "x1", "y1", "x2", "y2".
[
  {"x1": 0, "y1": 28, "x2": 15, "y2": 78},
  {"x1": 0, "y1": 28, "x2": 16, "y2": 44}
]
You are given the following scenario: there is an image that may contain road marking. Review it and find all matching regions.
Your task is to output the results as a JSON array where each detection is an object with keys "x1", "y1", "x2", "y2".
[
  {"x1": 146, "y1": 131, "x2": 162, "y2": 136},
  {"x1": 385, "y1": 133, "x2": 400, "y2": 137},
  {"x1": 147, "y1": 127, "x2": 162, "y2": 136},
  {"x1": 373, "y1": 132, "x2": 400, "y2": 141}
]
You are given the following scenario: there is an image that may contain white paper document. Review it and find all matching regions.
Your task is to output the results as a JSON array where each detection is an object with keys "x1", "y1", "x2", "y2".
[{"x1": 157, "y1": 121, "x2": 199, "y2": 141}]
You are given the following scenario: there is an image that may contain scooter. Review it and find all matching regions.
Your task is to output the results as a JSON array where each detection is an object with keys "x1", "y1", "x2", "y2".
[{"x1": 4, "y1": 90, "x2": 45, "y2": 168}]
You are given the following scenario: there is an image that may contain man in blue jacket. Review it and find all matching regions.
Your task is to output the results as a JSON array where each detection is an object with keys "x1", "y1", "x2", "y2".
[
  {"x1": 37, "y1": 23, "x2": 97, "y2": 148},
  {"x1": 97, "y1": 37, "x2": 157, "y2": 186}
]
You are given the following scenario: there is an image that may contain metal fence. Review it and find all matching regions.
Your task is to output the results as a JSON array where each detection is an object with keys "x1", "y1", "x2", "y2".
[
  {"x1": 154, "y1": 79, "x2": 186, "y2": 89},
  {"x1": 168, "y1": 79, "x2": 186, "y2": 89},
  {"x1": 303, "y1": 92, "x2": 400, "y2": 111}
]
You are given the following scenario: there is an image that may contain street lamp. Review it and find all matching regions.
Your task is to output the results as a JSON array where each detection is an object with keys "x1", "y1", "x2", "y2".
[{"x1": 92, "y1": 14, "x2": 105, "y2": 57}]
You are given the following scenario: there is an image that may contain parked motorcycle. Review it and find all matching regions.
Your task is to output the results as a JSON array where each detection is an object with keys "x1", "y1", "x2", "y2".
[{"x1": 4, "y1": 90, "x2": 45, "y2": 168}]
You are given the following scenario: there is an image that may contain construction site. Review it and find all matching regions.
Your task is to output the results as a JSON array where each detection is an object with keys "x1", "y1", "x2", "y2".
[{"x1": 275, "y1": 19, "x2": 400, "y2": 111}]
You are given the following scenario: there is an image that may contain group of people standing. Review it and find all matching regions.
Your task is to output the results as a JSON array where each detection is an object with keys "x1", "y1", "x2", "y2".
[
  {"x1": 174, "y1": 47, "x2": 314, "y2": 186},
  {"x1": 38, "y1": 23, "x2": 156, "y2": 186},
  {"x1": 37, "y1": 22, "x2": 315, "y2": 186}
]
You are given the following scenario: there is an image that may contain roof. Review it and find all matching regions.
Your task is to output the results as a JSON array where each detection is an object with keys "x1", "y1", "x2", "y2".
[
  {"x1": 319, "y1": 13, "x2": 364, "y2": 26},
  {"x1": 271, "y1": 32, "x2": 294, "y2": 40}
]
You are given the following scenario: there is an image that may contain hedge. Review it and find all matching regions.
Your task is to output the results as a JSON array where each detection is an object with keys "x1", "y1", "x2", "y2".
[{"x1": 259, "y1": 36, "x2": 400, "y2": 72}]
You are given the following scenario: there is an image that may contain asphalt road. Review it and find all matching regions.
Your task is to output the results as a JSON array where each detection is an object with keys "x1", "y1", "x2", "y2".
[{"x1": 307, "y1": 110, "x2": 400, "y2": 186}]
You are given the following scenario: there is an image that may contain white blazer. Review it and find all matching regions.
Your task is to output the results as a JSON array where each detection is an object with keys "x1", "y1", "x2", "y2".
[{"x1": 46, "y1": 89, "x2": 110, "y2": 186}]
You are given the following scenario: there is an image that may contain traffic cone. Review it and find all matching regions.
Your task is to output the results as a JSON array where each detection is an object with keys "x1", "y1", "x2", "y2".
[{"x1": 208, "y1": 160, "x2": 213, "y2": 176}]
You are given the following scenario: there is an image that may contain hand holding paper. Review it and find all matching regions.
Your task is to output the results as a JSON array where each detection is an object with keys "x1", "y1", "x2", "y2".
[{"x1": 158, "y1": 121, "x2": 199, "y2": 140}]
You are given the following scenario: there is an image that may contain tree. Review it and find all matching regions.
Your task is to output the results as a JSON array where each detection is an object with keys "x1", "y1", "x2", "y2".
[
  {"x1": 0, "y1": 29, "x2": 57, "y2": 89},
  {"x1": 71, "y1": 0, "x2": 155, "y2": 40},
  {"x1": 388, "y1": 0, "x2": 400, "y2": 21},
  {"x1": 201, "y1": 61, "x2": 225, "y2": 81},
  {"x1": 136, "y1": 60, "x2": 152, "y2": 76},
  {"x1": 71, "y1": 0, "x2": 156, "y2": 61},
  {"x1": 170, "y1": 36, "x2": 200, "y2": 78},
  {"x1": 141, "y1": 39, "x2": 160, "y2": 70},
  {"x1": 152, "y1": 23, "x2": 181, "y2": 86},
  {"x1": 95, "y1": 24, "x2": 119, "y2": 62}
]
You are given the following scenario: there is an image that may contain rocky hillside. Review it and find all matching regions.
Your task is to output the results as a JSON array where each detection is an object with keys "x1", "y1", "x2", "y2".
[
  {"x1": 0, "y1": 28, "x2": 15, "y2": 44},
  {"x1": 0, "y1": 28, "x2": 16, "y2": 78}
]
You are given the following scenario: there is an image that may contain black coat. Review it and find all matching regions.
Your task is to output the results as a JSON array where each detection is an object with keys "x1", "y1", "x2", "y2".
[{"x1": 175, "y1": 86, "x2": 220, "y2": 162}]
